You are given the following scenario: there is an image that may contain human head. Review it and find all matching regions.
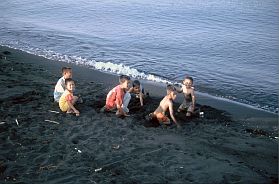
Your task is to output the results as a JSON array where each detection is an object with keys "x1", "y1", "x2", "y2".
[
  {"x1": 119, "y1": 75, "x2": 131, "y2": 89},
  {"x1": 62, "y1": 67, "x2": 72, "y2": 79},
  {"x1": 166, "y1": 84, "x2": 177, "y2": 100},
  {"x1": 183, "y1": 76, "x2": 193, "y2": 88},
  {"x1": 132, "y1": 80, "x2": 141, "y2": 92},
  {"x1": 65, "y1": 78, "x2": 75, "y2": 92}
]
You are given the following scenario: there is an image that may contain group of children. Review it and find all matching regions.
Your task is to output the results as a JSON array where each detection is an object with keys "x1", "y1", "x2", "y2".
[{"x1": 53, "y1": 67, "x2": 196, "y2": 127}]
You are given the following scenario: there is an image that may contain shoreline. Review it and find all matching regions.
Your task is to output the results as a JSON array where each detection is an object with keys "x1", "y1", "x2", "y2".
[
  {"x1": 1, "y1": 46, "x2": 277, "y2": 123},
  {"x1": 0, "y1": 45, "x2": 278, "y2": 183}
]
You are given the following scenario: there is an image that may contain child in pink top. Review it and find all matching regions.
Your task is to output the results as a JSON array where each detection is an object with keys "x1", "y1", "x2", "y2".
[
  {"x1": 102, "y1": 75, "x2": 131, "y2": 117},
  {"x1": 59, "y1": 78, "x2": 80, "y2": 116}
]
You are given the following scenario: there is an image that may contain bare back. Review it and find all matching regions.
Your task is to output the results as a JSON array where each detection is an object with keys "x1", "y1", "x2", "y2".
[{"x1": 154, "y1": 96, "x2": 172, "y2": 114}]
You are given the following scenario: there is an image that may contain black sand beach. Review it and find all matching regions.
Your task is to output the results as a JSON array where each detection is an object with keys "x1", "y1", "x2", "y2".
[{"x1": 0, "y1": 46, "x2": 278, "y2": 184}]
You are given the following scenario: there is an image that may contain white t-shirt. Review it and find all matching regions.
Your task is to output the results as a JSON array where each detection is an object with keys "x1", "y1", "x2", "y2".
[{"x1": 53, "y1": 76, "x2": 66, "y2": 102}]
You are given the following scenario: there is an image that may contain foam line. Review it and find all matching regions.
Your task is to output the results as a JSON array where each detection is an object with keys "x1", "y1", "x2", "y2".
[{"x1": 1, "y1": 43, "x2": 170, "y2": 84}]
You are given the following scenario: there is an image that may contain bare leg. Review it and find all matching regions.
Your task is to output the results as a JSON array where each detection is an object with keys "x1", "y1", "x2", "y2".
[{"x1": 186, "y1": 105, "x2": 194, "y2": 117}]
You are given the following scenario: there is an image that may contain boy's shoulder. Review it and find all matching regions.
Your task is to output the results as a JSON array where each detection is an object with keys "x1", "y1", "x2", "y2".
[
  {"x1": 115, "y1": 84, "x2": 123, "y2": 90},
  {"x1": 113, "y1": 85, "x2": 125, "y2": 93},
  {"x1": 56, "y1": 76, "x2": 65, "y2": 83},
  {"x1": 162, "y1": 96, "x2": 173, "y2": 103}
]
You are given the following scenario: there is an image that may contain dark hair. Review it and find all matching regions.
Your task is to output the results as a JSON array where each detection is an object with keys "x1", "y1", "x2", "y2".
[
  {"x1": 119, "y1": 75, "x2": 130, "y2": 84},
  {"x1": 62, "y1": 67, "x2": 72, "y2": 74},
  {"x1": 65, "y1": 78, "x2": 75, "y2": 85},
  {"x1": 166, "y1": 84, "x2": 176, "y2": 92},
  {"x1": 132, "y1": 80, "x2": 141, "y2": 87},
  {"x1": 185, "y1": 76, "x2": 193, "y2": 83}
]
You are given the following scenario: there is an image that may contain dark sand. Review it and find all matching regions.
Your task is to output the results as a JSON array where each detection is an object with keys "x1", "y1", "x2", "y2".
[{"x1": 0, "y1": 46, "x2": 278, "y2": 184}]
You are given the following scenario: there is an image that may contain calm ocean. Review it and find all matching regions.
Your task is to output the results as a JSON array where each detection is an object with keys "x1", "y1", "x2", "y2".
[{"x1": 1, "y1": 0, "x2": 278, "y2": 113}]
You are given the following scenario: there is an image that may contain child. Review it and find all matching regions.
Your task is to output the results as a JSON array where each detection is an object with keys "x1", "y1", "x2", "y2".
[
  {"x1": 128, "y1": 80, "x2": 144, "y2": 106},
  {"x1": 150, "y1": 85, "x2": 180, "y2": 128},
  {"x1": 59, "y1": 78, "x2": 80, "y2": 116},
  {"x1": 102, "y1": 75, "x2": 131, "y2": 117},
  {"x1": 177, "y1": 76, "x2": 196, "y2": 117},
  {"x1": 54, "y1": 67, "x2": 72, "y2": 102}
]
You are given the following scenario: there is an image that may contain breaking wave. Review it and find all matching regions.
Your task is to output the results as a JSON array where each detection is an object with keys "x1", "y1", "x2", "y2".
[{"x1": 1, "y1": 43, "x2": 170, "y2": 84}]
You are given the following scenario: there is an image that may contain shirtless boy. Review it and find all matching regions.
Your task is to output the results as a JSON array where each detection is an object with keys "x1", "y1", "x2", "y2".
[
  {"x1": 177, "y1": 76, "x2": 196, "y2": 116},
  {"x1": 150, "y1": 85, "x2": 180, "y2": 128}
]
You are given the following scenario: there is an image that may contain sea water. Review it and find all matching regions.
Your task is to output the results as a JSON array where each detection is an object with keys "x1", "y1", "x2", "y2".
[{"x1": 1, "y1": 0, "x2": 278, "y2": 113}]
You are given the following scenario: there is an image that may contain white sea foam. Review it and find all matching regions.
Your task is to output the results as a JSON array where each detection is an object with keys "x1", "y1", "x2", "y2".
[
  {"x1": 93, "y1": 61, "x2": 170, "y2": 83},
  {"x1": 1, "y1": 43, "x2": 170, "y2": 84}
]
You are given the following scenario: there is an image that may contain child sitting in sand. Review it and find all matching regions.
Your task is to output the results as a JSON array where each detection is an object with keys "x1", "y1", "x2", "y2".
[
  {"x1": 102, "y1": 75, "x2": 131, "y2": 117},
  {"x1": 128, "y1": 80, "x2": 145, "y2": 106},
  {"x1": 59, "y1": 78, "x2": 80, "y2": 116},
  {"x1": 149, "y1": 85, "x2": 180, "y2": 128},
  {"x1": 176, "y1": 76, "x2": 196, "y2": 117},
  {"x1": 54, "y1": 67, "x2": 72, "y2": 102}
]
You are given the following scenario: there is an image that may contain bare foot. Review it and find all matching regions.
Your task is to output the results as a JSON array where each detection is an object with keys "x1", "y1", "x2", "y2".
[{"x1": 67, "y1": 109, "x2": 74, "y2": 114}]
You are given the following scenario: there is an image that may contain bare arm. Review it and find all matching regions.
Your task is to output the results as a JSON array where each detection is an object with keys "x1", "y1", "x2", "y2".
[
  {"x1": 191, "y1": 89, "x2": 196, "y2": 109},
  {"x1": 169, "y1": 101, "x2": 180, "y2": 127},
  {"x1": 116, "y1": 100, "x2": 128, "y2": 116},
  {"x1": 115, "y1": 88, "x2": 129, "y2": 116},
  {"x1": 139, "y1": 92, "x2": 144, "y2": 106},
  {"x1": 116, "y1": 98, "x2": 130, "y2": 116},
  {"x1": 117, "y1": 105, "x2": 125, "y2": 115}
]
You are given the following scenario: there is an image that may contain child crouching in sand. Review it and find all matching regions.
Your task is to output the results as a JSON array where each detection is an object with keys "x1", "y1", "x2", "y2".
[
  {"x1": 177, "y1": 76, "x2": 196, "y2": 117},
  {"x1": 59, "y1": 78, "x2": 80, "y2": 116},
  {"x1": 149, "y1": 84, "x2": 180, "y2": 128},
  {"x1": 101, "y1": 75, "x2": 131, "y2": 117},
  {"x1": 128, "y1": 80, "x2": 145, "y2": 106}
]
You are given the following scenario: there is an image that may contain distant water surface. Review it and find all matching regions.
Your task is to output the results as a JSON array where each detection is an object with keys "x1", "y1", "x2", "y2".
[{"x1": 1, "y1": 0, "x2": 278, "y2": 113}]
